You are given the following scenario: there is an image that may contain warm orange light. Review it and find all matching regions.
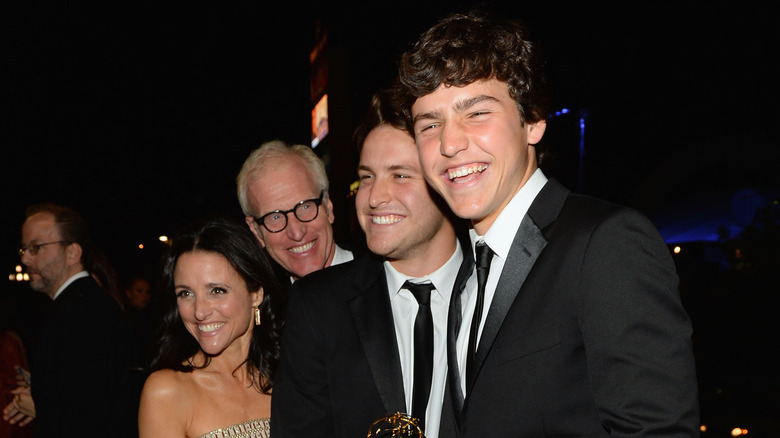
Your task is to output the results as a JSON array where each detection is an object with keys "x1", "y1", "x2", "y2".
[
  {"x1": 700, "y1": 425, "x2": 707, "y2": 433},
  {"x1": 138, "y1": 244, "x2": 144, "y2": 249},
  {"x1": 159, "y1": 235, "x2": 168, "y2": 242},
  {"x1": 311, "y1": 94, "x2": 329, "y2": 148},
  {"x1": 15, "y1": 265, "x2": 22, "y2": 273},
  {"x1": 731, "y1": 427, "x2": 749, "y2": 436}
]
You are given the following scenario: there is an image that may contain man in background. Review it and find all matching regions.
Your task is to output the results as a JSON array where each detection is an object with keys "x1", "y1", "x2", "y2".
[
  {"x1": 237, "y1": 140, "x2": 356, "y2": 285},
  {"x1": 4, "y1": 203, "x2": 141, "y2": 437}
]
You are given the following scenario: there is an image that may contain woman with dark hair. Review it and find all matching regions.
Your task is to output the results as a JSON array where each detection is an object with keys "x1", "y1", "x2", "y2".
[{"x1": 138, "y1": 216, "x2": 282, "y2": 437}]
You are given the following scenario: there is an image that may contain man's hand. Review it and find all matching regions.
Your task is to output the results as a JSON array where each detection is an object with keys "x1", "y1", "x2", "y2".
[{"x1": 3, "y1": 386, "x2": 35, "y2": 427}]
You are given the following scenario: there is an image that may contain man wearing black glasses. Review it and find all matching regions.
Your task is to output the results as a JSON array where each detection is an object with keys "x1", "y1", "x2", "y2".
[
  {"x1": 6, "y1": 203, "x2": 141, "y2": 437},
  {"x1": 237, "y1": 140, "x2": 357, "y2": 285}
]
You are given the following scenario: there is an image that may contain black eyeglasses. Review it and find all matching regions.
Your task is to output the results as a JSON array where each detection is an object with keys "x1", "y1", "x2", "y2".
[
  {"x1": 253, "y1": 192, "x2": 324, "y2": 233},
  {"x1": 18, "y1": 240, "x2": 71, "y2": 257}
]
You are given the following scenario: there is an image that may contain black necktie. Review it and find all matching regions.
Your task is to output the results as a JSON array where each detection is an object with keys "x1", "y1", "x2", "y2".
[
  {"x1": 467, "y1": 241, "x2": 494, "y2": 383},
  {"x1": 404, "y1": 280, "x2": 435, "y2": 431}
]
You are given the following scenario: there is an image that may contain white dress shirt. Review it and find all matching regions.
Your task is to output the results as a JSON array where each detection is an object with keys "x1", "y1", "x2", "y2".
[
  {"x1": 384, "y1": 238, "x2": 463, "y2": 438},
  {"x1": 288, "y1": 243, "x2": 354, "y2": 283},
  {"x1": 331, "y1": 243, "x2": 354, "y2": 266},
  {"x1": 53, "y1": 271, "x2": 90, "y2": 300},
  {"x1": 456, "y1": 169, "x2": 548, "y2": 395}
]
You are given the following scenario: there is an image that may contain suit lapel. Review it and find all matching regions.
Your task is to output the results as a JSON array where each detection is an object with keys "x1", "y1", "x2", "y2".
[
  {"x1": 466, "y1": 214, "x2": 547, "y2": 391},
  {"x1": 448, "y1": 231, "x2": 475, "y2": 419},
  {"x1": 349, "y1": 257, "x2": 407, "y2": 414},
  {"x1": 467, "y1": 179, "x2": 569, "y2": 392}
]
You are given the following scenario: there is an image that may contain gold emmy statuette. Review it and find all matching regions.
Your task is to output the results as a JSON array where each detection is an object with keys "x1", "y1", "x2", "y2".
[{"x1": 366, "y1": 412, "x2": 425, "y2": 438}]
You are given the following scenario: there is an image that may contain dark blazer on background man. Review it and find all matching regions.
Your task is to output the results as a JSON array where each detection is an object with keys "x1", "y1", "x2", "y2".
[
  {"x1": 271, "y1": 235, "x2": 473, "y2": 438},
  {"x1": 31, "y1": 275, "x2": 142, "y2": 438},
  {"x1": 449, "y1": 179, "x2": 700, "y2": 437},
  {"x1": 269, "y1": 242, "x2": 367, "y2": 326}
]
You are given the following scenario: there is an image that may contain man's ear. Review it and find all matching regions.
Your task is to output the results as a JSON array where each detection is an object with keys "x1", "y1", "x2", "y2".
[
  {"x1": 528, "y1": 119, "x2": 547, "y2": 145},
  {"x1": 245, "y1": 217, "x2": 267, "y2": 248},
  {"x1": 66, "y1": 242, "x2": 82, "y2": 266},
  {"x1": 325, "y1": 195, "x2": 335, "y2": 225}
]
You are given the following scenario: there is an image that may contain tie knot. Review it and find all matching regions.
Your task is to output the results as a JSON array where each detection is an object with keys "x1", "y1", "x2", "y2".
[
  {"x1": 404, "y1": 281, "x2": 434, "y2": 305},
  {"x1": 476, "y1": 241, "x2": 494, "y2": 270}
]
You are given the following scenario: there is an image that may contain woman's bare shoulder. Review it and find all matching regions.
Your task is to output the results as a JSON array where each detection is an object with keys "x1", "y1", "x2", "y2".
[
  {"x1": 141, "y1": 369, "x2": 197, "y2": 403},
  {"x1": 138, "y1": 369, "x2": 199, "y2": 437}
]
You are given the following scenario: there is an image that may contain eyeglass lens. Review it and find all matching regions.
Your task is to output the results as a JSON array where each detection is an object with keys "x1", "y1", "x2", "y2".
[
  {"x1": 18, "y1": 240, "x2": 68, "y2": 257},
  {"x1": 264, "y1": 198, "x2": 320, "y2": 232}
]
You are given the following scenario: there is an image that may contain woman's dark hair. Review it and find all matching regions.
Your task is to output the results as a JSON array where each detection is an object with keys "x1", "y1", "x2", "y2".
[{"x1": 147, "y1": 215, "x2": 282, "y2": 394}]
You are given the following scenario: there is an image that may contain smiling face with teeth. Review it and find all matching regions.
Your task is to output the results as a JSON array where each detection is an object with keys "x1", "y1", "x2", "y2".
[
  {"x1": 174, "y1": 250, "x2": 262, "y2": 356},
  {"x1": 356, "y1": 124, "x2": 456, "y2": 276},
  {"x1": 245, "y1": 158, "x2": 337, "y2": 281},
  {"x1": 412, "y1": 79, "x2": 547, "y2": 235}
]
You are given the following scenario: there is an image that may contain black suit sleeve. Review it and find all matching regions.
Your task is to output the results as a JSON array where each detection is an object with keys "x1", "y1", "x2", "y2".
[
  {"x1": 579, "y1": 209, "x2": 699, "y2": 435},
  {"x1": 271, "y1": 280, "x2": 335, "y2": 438},
  {"x1": 33, "y1": 278, "x2": 141, "y2": 437}
]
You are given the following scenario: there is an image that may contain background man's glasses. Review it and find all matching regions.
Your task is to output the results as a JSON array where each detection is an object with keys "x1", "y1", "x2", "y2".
[
  {"x1": 18, "y1": 240, "x2": 71, "y2": 257},
  {"x1": 253, "y1": 192, "x2": 324, "y2": 233}
]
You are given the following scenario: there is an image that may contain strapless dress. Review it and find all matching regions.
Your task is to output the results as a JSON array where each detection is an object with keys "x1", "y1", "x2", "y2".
[{"x1": 197, "y1": 418, "x2": 270, "y2": 438}]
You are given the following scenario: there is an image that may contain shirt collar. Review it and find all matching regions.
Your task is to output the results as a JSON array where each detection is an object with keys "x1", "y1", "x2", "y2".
[
  {"x1": 472, "y1": 168, "x2": 547, "y2": 261},
  {"x1": 384, "y1": 238, "x2": 463, "y2": 302},
  {"x1": 289, "y1": 243, "x2": 354, "y2": 283},
  {"x1": 53, "y1": 271, "x2": 90, "y2": 300},
  {"x1": 332, "y1": 244, "x2": 354, "y2": 266}
]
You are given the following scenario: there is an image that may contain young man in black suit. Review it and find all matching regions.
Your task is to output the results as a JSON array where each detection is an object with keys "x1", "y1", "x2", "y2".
[
  {"x1": 397, "y1": 11, "x2": 700, "y2": 437},
  {"x1": 271, "y1": 89, "x2": 471, "y2": 438}
]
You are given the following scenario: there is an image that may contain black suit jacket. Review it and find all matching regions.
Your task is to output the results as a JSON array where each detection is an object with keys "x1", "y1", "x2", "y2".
[
  {"x1": 271, "y1": 235, "x2": 473, "y2": 438},
  {"x1": 31, "y1": 275, "x2": 142, "y2": 438},
  {"x1": 449, "y1": 179, "x2": 700, "y2": 437},
  {"x1": 271, "y1": 241, "x2": 368, "y2": 325}
]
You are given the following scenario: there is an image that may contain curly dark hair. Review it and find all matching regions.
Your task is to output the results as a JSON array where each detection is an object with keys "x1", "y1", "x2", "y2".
[
  {"x1": 397, "y1": 11, "x2": 550, "y2": 161},
  {"x1": 147, "y1": 215, "x2": 282, "y2": 394}
]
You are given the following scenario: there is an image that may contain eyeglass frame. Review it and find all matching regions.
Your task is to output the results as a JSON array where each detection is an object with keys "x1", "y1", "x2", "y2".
[
  {"x1": 252, "y1": 192, "x2": 325, "y2": 233},
  {"x1": 18, "y1": 240, "x2": 72, "y2": 257}
]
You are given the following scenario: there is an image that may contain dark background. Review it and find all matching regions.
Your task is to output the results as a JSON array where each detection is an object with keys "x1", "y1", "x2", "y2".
[
  {"x1": 2, "y1": 1, "x2": 778, "y2": 270},
  {"x1": 2, "y1": 1, "x2": 779, "y2": 435}
]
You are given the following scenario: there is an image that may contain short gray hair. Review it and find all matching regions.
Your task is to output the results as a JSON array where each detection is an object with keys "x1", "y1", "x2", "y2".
[{"x1": 236, "y1": 139, "x2": 330, "y2": 216}]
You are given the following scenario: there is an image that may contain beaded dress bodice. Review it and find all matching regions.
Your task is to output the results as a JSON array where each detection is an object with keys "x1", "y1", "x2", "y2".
[{"x1": 197, "y1": 418, "x2": 270, "y2": 438}]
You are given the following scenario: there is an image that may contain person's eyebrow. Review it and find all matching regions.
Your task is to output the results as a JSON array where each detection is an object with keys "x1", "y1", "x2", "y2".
[
  {"x1": 413, "y1": 108, "x2": 442, "y2": 125},
  {"x1": 413, "y1": 94, "x2": 499, "y2": 124},
  {"x1": 453, "y1": 94, "x2": 499, "y2": 113},
  {"x1": 358, "y1": 163, "x2": 417, "y2": 173}
]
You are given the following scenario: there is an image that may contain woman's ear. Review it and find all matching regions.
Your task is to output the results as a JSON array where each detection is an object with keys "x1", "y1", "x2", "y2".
[{"x1": 253, "y1": 287, "x2": 265, "y2": 308}]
